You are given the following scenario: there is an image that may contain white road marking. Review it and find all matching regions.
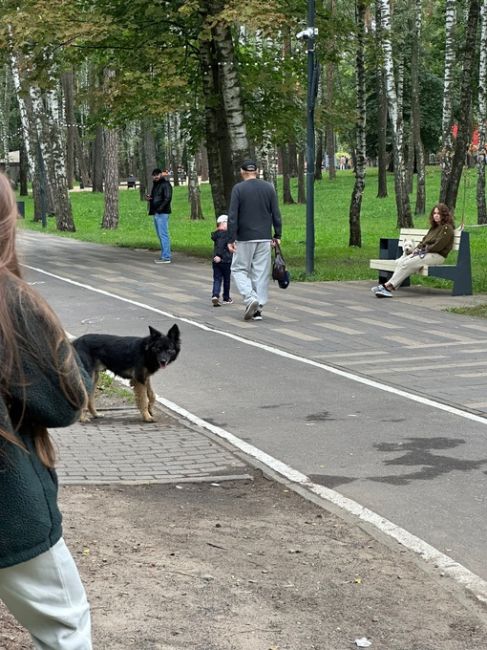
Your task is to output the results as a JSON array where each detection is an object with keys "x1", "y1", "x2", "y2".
[{"x1": 28, "y1": 264, "x2": 487, "y2": 605}]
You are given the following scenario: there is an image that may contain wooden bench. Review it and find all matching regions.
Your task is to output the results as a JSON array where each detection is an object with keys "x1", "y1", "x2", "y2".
[{"x1": 369, "y1": 227, "x2": 472, "y2": 296}]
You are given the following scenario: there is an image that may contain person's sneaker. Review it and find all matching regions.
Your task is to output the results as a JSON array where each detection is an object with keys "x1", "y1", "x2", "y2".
[
  {"x1": 371, "y1": 284, "x2": 385, "y2": 294},
  {"x1": 252, "y1": 310, "x2": 263, "y2": 321},
  {"x1": 375, "y1": 286, "x2": 393, "y2": 298},
  {"x1": 154, "y1": 259, "x2": 171, "y2": 264},
  {"x1": 243, "y1": 299, "x2": 259, "y2": 321},
  {"x1": 222, "y1": 298, "x2": 233, "y2": 304},
  {"x1": 212, "y1": 296, "x2": 221, "y2": 307}
]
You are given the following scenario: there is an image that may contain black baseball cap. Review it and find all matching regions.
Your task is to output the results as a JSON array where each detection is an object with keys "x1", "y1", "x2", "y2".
[{"x1": 241, "y1": 160, "x2": 257, "y2": 172}]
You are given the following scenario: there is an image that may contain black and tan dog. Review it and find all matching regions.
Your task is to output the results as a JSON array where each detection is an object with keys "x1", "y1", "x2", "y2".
[{"x1": 73, "y1": 324, "x2": 181, "y2": 422}]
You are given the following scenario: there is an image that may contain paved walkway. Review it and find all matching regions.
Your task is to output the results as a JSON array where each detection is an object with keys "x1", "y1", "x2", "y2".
[{"x1": 51, "y1": 403, "x2": 250, "y2": 485}]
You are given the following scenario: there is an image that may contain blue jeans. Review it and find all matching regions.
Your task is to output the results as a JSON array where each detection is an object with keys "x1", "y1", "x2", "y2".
[{"x1": 153, "y1": 213, "x2": 171, "y2": 260}]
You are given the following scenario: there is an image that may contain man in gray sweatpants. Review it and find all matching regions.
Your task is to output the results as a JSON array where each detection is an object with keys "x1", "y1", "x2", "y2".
[{"x1": 227, "y1": 160, "x2": 282, "y2": 321}]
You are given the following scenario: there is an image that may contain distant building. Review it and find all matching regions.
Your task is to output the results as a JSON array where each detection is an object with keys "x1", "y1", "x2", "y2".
[{"x1": 0, "y1": 151, "x2": 20, "y2": 185}]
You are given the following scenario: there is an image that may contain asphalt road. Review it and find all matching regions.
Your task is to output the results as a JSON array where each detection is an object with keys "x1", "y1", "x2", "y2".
[{"x1": 19, "y1": 230, "x2": 487, "y2": 587}]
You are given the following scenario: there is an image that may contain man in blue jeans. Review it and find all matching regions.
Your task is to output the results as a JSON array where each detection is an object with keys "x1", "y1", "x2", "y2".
[{"x1": 147, "y1": 168, "x2": 173, "y2": 263}]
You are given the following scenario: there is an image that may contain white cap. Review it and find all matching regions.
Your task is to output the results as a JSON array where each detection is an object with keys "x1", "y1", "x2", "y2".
[{"x1": 217, "y1": 214, "x2": 228, "y2": 224}]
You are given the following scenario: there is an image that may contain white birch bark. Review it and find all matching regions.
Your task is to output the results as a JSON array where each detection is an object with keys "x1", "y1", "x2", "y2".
[
  {"x1": 212, "y1": 21, "x2": 250, "y2": 174},
  {"x1": 0, "y1": 65, "x2": 10, "y2": 167},
  {"x1": 9, "y1": 49, "x2": 35, "y2": 176},
  {"x1": 379, "y1": 0, "x2": 413, "y2": 227},
  {"x1": 439, "y1": 0, "x2": 457, "y2": 202},
  {"x1": 477, "y1": 0, "x2": 487, "y2": 223}
]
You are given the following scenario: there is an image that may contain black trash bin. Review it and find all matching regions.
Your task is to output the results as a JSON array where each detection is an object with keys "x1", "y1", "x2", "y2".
[{"x1": 16, "y1": 201, "x2": 25, "y2": 219}]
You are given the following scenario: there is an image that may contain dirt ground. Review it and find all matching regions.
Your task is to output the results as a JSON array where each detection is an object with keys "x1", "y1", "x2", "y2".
[{"x1": 2, "y1": 394, "x2": 487, "y2": 649}]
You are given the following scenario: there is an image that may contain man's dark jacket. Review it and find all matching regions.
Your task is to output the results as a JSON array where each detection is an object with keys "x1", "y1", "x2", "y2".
[
  {"x1": 149, "y1": 177, "x2": 173, "y2": 215},
  {"x1": 228, "y1": 178, "x2": 282, "y2": 243}
]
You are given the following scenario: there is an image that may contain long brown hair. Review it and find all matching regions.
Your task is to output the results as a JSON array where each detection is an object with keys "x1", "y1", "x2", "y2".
[
  {"x1": 0, "y1": 174, "x2": 87, "y2": 467},
  {"x1": 429, "y1": 203, "x2": 455, "y2": 227}
]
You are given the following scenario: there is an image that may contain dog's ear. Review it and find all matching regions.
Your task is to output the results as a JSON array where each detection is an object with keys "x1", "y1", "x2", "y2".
[
  {"x1": 148, "y1": 325, "x2": 162, "y2": 338},
  {"x1": 167, "y1": 324, "x2": 180, "y2": 343}
]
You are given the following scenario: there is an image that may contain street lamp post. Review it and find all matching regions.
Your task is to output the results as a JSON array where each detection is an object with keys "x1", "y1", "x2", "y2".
[{"x1": 300, "y1": 1, "x2": 318, "y2": 275}]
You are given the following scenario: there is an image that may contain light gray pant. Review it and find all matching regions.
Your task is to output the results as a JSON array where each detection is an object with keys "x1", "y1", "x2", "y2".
[
  {"x1": 231, "y1": 240, "x2": 272, "y2": 307},
  {"x1": 389, "y1": 252, "x2": 445, "y2": 289},
  {"x1": 0, "y1": 538, "x2": 92, "y2": 649}
]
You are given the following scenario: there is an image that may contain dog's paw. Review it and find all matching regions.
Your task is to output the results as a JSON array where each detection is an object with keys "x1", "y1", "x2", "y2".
[{"x1": 142, "y1": 412, "x2": 155, "y2": 423}]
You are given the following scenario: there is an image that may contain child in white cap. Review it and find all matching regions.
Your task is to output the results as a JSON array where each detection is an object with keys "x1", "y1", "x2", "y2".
[{"x1": 210, "y1": 215, "x2": 233, "y2": 306}]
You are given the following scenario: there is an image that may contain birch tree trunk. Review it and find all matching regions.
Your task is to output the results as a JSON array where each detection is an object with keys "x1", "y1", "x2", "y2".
[
  {"x1": 30, "y1": 84, "x2": 75, "y2": 231},
  {"x1": 0, "y1": 65, "x2": 10, "y2": 169},
  {"x1": 380, "y1": 0, "x2": 413, "y2": 228},
  {"x1": 411, "y1": 0, "x2": 426, "y2": 214},
  {"x1": 62, "y1": 71, "x2": 75, "y2": 190},
  {"x1": 212, "y1": 21, "x2": 250, "y2": 178},
  {"x1": 444, "y1": 0, "x2": 481, "y2": 212},
  {"x1": 199, "y1": 32, "x2": 234, "y2": 216},
  {"x1": 349, "y1": 0, "x2": 366, "y2": 247},
  {"x1": 439, "y1": 0, "x2": 457, "y2": 203},
  {"x1": 476, "y1": 0, "x2": 487, "y2": 224},
  {"x1": 375, "y1": 0, "x2": 388, "y2": 198},
  {"x1": 187, "y1": 155, "x2": 204, "y2": 220}
]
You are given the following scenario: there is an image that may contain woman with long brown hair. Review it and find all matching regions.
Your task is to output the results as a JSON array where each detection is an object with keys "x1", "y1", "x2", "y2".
[
  {"x1": 371, "y1": 203, "x2": 455, "y2": 298},
  {"x1": 0, "y1": 174, "x2": 92, "y2": 648}
]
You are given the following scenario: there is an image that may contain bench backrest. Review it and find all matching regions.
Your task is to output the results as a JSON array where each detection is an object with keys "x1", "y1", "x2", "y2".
[{"x1": 398, "y1": 228, "x2": 462, "y2": 252}]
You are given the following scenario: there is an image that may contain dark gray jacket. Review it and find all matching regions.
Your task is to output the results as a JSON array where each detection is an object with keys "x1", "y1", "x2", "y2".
[
  {"x1": 228, "y1": 178, "x2": 282, "y2": 243},
  {"x1": 0, "y1": 297, "x2": 90, "y2": 569}
]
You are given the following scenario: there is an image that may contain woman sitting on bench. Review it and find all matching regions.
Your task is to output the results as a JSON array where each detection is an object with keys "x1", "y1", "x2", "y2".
[{"x1": 372, "y1": 203, "x2": 455, "y2": 298}]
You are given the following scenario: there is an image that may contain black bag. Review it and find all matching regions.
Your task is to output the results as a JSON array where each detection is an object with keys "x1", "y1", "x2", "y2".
[{"x1": 272, "y1": 242, "x2": 290, "y2": 289}]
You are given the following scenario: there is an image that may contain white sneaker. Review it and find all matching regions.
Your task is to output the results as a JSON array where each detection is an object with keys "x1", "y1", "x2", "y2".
[
  {"x1": 154, "y1": 259, "x2": 171, "y2": 264},
  {"x1": 375, "y1": 286, "x2": 393, "y2": 298},
  {"x1": 371, "y1": 284, "x2": 384, "y2": 294}
]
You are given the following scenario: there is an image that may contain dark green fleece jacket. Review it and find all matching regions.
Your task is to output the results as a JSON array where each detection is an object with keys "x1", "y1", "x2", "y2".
[{"x1": 0, "y1": 310, "x2": 90, "y2": 568}]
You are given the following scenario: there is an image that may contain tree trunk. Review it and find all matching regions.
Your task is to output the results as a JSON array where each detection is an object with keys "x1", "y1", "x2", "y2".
[
  {"x1": 380, "y1": 0, "x2": 413, "y2": 228},
  {"x1": 212, "y1": 20, "x2": 250, "y2": 179},
  {"x1": 297, "y1": 148, "x2": 306, "y2": 203},
  {"x1": 30, "y1": 84, "x2": 75, "y2": 231},
  {"x1": 92, "y1": 125, "x2": 104, "y2": 192},
  {"x1": 444, "y1": 0, "x2": 481, "y2": 212},
  {"x1": 102, "y1": 122, "x2": 119, "y2": 228},
  {"x1": 62, "y1": 70, "x2": 75, "y2": 190},
  {"x1": 349, "y1": 0, "x2": 366, "y2": 247},
  {"x1": 199, "y1": 30, "x2": 234, "y2": 217},
  {"x1": 19, "y1": 140, "x2": 28, "y2": 196},
  {"x1": 439, "y1": 0, "x2": 457, "y2": 202},
  {"x1": 411, "y1": 0, "x2": 426, "y2": 214},
  {"x1": 476, "y1": 0, "x2": 487, "y2": 224},
  {"x1": 280, "y1": 145, "x2": 295, "y2": 204},
  {"x1": 375, "y1": 0, "x2": 388, "y2": 198},
  {"x1": 315, "y1": 127, "x2": 323, "y2": 181},
  {"x1": 188, "y1": 155, "x2": 204, "y2": 220}
]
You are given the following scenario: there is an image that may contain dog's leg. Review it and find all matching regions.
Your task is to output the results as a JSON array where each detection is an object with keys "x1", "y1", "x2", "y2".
[
  {"x1": 87, "y1": 371, "x2": 102, "y2": 418},
  {"x1": 80, "y1": 371, "x2": 100, "y2": 421},
  {"x1": 132, "y1": 380, "x2": 154, "y2": 422},
  {"x1": 147, "y1": 379, "x2": 156, "y2": 416}
]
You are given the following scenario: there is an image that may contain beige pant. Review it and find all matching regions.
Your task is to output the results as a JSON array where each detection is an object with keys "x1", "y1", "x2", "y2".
[
  {"x1": 0, "y1": 538, "x2": 91, "y2": 649},
  {"x1": 389, "y1": 252, "x2": 445, "y2": 289}
]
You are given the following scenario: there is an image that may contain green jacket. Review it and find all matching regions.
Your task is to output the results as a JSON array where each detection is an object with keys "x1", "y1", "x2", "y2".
[
  {"x1": 419, "y1": 223, "x2": 454, "y2": 259},
  {"x1": 0, "y1": 307, "x2": 90, "y2": 568}
]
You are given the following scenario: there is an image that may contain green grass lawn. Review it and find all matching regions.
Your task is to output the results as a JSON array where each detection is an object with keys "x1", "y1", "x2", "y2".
[{"x1": 17, "y1": 166, "x2": 487, "y2": 292}]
